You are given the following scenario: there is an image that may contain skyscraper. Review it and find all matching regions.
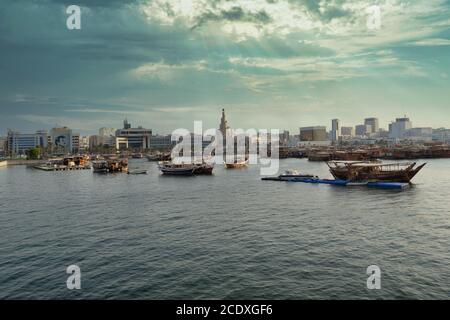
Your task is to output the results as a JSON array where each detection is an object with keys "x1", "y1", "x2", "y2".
[
  {"x1": 331, "y1": 119, "x2": 340, "y2": 142},
  {"x1": 364, "y1": 118, "x2": 379, "y2": 134}
]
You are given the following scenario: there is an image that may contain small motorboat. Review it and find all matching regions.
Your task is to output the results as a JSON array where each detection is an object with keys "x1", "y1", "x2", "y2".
[
  {"x1": 262, "y1": 170, "x2": 318, "y2": 181},
  {"x1": 127, "y1": 169, "x2": 148, "y2": 175}
]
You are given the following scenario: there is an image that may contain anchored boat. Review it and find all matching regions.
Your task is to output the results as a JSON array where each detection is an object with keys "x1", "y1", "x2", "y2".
[
  {"x1": 262, "y1": 170, "x2": 318, "y2": 181},
  {"x1": 92, "y1": 158, "x2": 128, "y2": 173},
  {"x1": 225, "y1": 158, "x2": 248, "y2": 169},
  {"x1": 158, "y1": 161, "x2": 214, "y2": 175},
  {"x1": 158, "y1": 161, "x2": 195, "y2": 175},
  {"x1": 327, "y1": 161, "x2": 426, "y2": 183}
]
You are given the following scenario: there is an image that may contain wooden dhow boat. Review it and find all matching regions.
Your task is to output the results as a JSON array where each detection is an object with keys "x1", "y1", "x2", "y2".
[
  {"x1": 327, "y1": 161, "x2": 426, "y2": 183},
  {"x1": 224, "y1": 158, "x2": 248, "y2": 169}
]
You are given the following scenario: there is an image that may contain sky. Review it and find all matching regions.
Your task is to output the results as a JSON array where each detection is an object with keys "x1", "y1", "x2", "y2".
[{"x1": 0, "y1": 0, "x2": 449, "y2": 135}]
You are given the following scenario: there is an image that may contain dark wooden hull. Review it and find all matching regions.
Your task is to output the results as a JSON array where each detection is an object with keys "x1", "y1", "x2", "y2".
[
  {"x1": 330, "y1": 163, "x2": 426, "y2": 183},
  {"x1": 193, "y1": 166, "x2": 214, "y2": 175}
]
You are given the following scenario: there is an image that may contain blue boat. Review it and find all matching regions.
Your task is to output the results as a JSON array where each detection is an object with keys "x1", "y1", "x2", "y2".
[{"x1": 367, "y1": 182, "x2": 410, "y2": 190}]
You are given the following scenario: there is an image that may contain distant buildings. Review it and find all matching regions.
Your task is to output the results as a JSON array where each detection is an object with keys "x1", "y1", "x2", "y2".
[
  {"x1": 300, "y1": 126, "x2": 328, "y2": 142},
  {"x1": 0, "y1": 136, "x2": 6, "y2": 156},
  {"x1": 89, "y1": 126, "x2": 117, "y2": 149},
  {"x1": 405, "y1": 127, "x2": 433, "y2": 141},
  {"x1": 115, "y1": 119, "x2": 152, "y2": 150},
  {"x1": 49, "y1": 127, "x2": 79, "y2": 154},
  {"x1": 432, "y1": 128, "x2": 450, "y2": 142},
  {"x1": 331, "y1": 119, "x2": 340, "y2": 143},
  {"x1": 219, "y1": 108, "x2": 230, "y2": 136},
  {"x1": 389, "y1": 117, "x2": 412, "y2": 139},
  {"x1": 364, "y1": 118, "x2": 379, "y2": 134},
  {"x1": 6, "y1": 130, "x2": 48, "y2": 156},
  {"x1": 279, "y1": 130, "x2": 290, "y2": 146},
  {"x1": 149, "y1": 134, "x2": 174, "y2": 151},
  {"x1": 99, "y1": 127, "x2": 116, "y2": 137},
  {"x1": 341, "y1": 126, "x2": 354, "y2": 137},
  {"x1": 355, "y1": 124, "x2": 371, "y2": 137}
]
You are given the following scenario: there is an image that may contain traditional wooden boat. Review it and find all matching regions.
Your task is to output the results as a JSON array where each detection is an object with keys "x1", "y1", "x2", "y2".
[
  {"x1": 158, "y1": 161, "x2": 195, "y2": 175},
  {"x1": 92, "y1": 160, "x2": 109, "y2": 173},
  {"x1": 92, "y1": 158, "x2": 128, "y2": 173},
  {"x1": 327, "y1": 161, "x2": 426, "y2": 183},
  {"x1": 193, "y1": 163, "x2": 214, "y2": 175},
  {"x1": 225, "y1": 158, "x2": 248, "y2": 169},
  {"x1": 146, "y1": 153, "x2": 171, "y2": 161}
]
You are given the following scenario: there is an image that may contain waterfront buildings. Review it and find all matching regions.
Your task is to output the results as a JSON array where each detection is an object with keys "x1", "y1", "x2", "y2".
[
  {"x1": 389, "y1": 117, "x2": 413, "y2": 139},
  {"x1": 115, "y1": 119, "x2": 152, "y2": 150},
  {"x1": 49, "y1": 127, "x2": 79, "y2": 154},
  {"x1": 0, "y1": 136, "x2": 6, "y2": 156},
  {"x1": 300, "y1": 126, "x2": 328, "y2": 142},
  {"x1": 331, "y1": 119, "x2": 340, "y2": 143},
  {"x1": 149, "y1": 134, "x2": 174, "y2": 151},
  {"x1": 405, "y1": 127, "x2": 433, "y2": 141},
  {"x1": 6, "y1": 130, "x2": 48, "y2": 156},
  {"x1": 279, "y1": 130, "x2": 290, "y2": 146},
  {"x1": 89, "y1": 127, "x2": 116, "y2": 149},
  {"x1": 432, "y1": 128, "x2": 450, "y2": 142}
]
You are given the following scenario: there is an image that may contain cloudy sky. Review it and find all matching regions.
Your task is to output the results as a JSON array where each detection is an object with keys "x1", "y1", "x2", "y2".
[{"x1": 0, "y1": 0, "x2": 449, "y2": 135}]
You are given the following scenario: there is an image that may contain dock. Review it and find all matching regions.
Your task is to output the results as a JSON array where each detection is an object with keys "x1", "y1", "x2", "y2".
[
  {"x1": 33, "y1": 165, "x2": 91, "y2": 172},
  {"x1": 262, "y1": 177, "x2": 410, "y2": 190}
]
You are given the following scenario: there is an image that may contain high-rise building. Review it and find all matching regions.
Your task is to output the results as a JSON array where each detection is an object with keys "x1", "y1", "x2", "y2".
[
  {"x1": 364, "y1": 118, "x2": 379, "y2": 134},
  {"x1": 331, "y1": 119, "x2": 340, "y2": 142},
  {"x1": 389, "y1": 117, "x2": 412, "y2": 139},
  {"x1": 279, "y1": 130, "x2": 290, "y2": 146},
  {"x1": 300, "y1": 126, "x2": 328, "y2": 141}
]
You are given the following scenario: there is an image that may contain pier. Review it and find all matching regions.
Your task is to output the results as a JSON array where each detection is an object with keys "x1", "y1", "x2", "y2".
[{"x1": 33, "y1": 165, "x2": 91, "y2": 171}]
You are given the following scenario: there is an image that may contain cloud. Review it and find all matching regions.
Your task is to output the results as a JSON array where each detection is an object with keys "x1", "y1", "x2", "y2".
[{"x1": 410, "y1": 38, "x2": 450, "y2": 46}]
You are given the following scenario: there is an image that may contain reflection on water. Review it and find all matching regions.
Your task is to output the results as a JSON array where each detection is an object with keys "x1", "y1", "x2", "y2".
[{"x1": 0, "y1": 158, "x2": 449, "y2": 299}]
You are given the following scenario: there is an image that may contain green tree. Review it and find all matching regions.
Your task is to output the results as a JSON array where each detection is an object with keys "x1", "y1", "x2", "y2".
[{"x1": 26, "y1": 147, "x2": 41, "y2": 160}]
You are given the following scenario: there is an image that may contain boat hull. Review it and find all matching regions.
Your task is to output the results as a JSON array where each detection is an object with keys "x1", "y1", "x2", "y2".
[{"x1": 328, "y1": 162, "x2": 426, "y2": 183}]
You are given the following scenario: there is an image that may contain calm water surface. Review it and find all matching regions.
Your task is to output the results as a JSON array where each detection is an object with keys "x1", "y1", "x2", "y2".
[{"x1": 0, "y1": 159, "x2": 449, "y2": 299}]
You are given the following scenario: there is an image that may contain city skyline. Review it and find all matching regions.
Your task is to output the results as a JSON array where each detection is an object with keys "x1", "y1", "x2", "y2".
[
  {"x1": 0, "y1": 112, "x2": 447, "y2": 137},
  {"x1": 1, "y1": 0, "x2": 449, "y2": 135}
]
